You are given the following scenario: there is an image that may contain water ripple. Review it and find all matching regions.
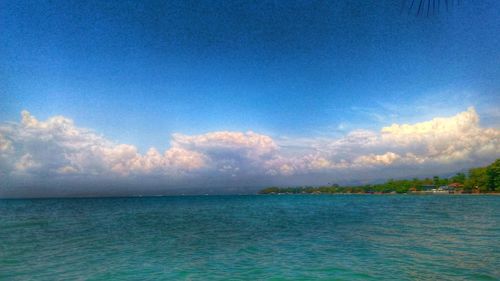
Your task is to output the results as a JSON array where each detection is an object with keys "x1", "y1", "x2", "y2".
[{"x1": 0, "y1": 195, "x2": 499, "y2": 280}]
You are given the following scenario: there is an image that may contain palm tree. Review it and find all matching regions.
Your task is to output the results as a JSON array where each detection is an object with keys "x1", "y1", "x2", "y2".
[{"x1": 402, "y1": 0, "x2": 461, "y2": 16}]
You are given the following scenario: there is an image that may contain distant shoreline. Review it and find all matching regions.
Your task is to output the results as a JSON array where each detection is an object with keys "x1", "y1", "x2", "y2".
[
  {"x1": 259, "y1": 159, "x2": 499, "y2": 195},
  {"x1": 258, "y1": 192, "x2": 500, "y2": 196},
  {"x1": 1, "y1": 193, "x2": 499, "y2": 200}
]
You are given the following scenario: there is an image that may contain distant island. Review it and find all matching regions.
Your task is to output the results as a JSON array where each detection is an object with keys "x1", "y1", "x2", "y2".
[{"x1": 259, "y1": 159, "x2": 500, "y2": 195}]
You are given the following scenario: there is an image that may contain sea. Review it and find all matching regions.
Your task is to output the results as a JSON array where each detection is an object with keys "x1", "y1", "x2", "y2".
[{"x1": 0, "y1": 195, "x2": 498, "y2": 280}]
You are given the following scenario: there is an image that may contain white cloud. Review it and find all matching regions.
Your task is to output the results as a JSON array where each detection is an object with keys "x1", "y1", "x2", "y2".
[
  {"x1": 354, "y1": 152, "x2": 401, "y2": 166},
  {"x1": 56, "y1": 165, "x2": 79, "y2": 174},
  {"x1": 0, "y1": 133, "x2": 13, "y2": 154},
  {"x1": 308, "y1": 107, "x2": 499, "y2": 170},
  {"x1": 0, "y1": 112, "x2": 282, "y2": 179},
  {"x1": 170, "y1": 131, "x2": 279, "y2": 175},
  {"x1": 0, "y1": 107, "x2": 498, "y2": 190},
  {"x1": 0, "y1": 111, "x2": 211, "y2": 178},
  {"x1": 378, "y1": 107, "x2": 499, "y2": 163},
  {"x1": 14, "y1": 153, "x2": 39, "y2": 172}
]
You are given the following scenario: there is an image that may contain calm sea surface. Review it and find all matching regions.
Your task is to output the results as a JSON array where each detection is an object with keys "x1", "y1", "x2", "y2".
[{"x1": 0, "y1": 195, "x2": 499, "y2": 280}]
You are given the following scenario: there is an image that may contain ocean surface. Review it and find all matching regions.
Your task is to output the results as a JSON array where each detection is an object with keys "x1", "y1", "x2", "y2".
[{"x1": 0, "y1": 195, "x2": 499, "y2": 280}]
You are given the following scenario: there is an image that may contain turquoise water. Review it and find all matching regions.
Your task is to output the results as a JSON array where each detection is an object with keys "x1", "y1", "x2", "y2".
[{"x1": 0, "y1": 195, "x2": 499, "y2": 280}]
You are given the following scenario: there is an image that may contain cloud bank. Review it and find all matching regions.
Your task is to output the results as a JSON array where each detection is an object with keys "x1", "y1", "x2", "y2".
[{"x1": 0, "y1": 107, "x2": 498, "y2": 196}]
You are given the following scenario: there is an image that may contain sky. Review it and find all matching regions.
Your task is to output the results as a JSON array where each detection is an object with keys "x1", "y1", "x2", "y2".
[{"x1": 0, "y1": 0, "x2": 499, "y2": 197}]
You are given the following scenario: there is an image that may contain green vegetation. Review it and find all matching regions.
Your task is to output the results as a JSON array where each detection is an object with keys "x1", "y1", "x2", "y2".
[{"x1": 259, "y1": 159, "x2": 500, "y2": 195}]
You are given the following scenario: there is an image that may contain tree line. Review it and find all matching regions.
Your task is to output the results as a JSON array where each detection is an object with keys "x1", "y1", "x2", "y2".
[{"x1": 259, "y1": 158, "x2": 500, "y2": 194}]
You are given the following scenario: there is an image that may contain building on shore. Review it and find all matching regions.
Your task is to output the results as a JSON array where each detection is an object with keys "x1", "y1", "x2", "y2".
[{"x1": 417, "y1": 183, "x2": 464, "y2": 194}]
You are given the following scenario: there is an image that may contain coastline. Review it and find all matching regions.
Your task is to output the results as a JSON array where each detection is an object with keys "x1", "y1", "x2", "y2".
[{"x1": 258, "y1": 192, "x2": 500, "y2": 196}]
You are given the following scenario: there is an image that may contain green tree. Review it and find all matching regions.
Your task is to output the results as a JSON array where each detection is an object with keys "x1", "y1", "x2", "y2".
[
  {"x1": 451, "y1": 172, "x2": 466, "y2": 184},
  {"x1": 486, "y1": 159, "x2": 500, "y2": 191},
  {"x1": 433, "y1": 176, "x2": 440, "y2": 186},
  {"x1": 439, "y1": 177, "x2": 449, "y2": 186},
  {"x1": 466, "y1": 167, "x2": 488, "y2": 192},
  {"x1": 259, "y1": 187, "x2": 280, "y2": 194}
]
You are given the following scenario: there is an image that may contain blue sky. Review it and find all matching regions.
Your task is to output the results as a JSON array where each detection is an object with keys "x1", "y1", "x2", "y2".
[{"x1": 0, "y1": 1, "x2": 499, "y2": 196}]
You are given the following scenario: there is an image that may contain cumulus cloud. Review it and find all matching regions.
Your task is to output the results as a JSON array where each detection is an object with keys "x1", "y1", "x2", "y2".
[
  {"x1": 379, "y1": 107, "x2": 499, "y2": 164},
  {"x1": 354, "y1": 152, "x2": 401, "y2": 166},
  {"x1": 0, "y1": 112, "x2": 281, "y2": 180},
  {"x1": 0, "y1": 107, "x2": 498, "y2": 192},
  {"x1": 0, "y1": 134, "x2": 13, "y2": 154},
  {"x1": 170, "y1": 131, "x2": 279, "y2": 176},
  {"x1": 316, "y1": 107, "x2": 499, "y2": 168}
]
